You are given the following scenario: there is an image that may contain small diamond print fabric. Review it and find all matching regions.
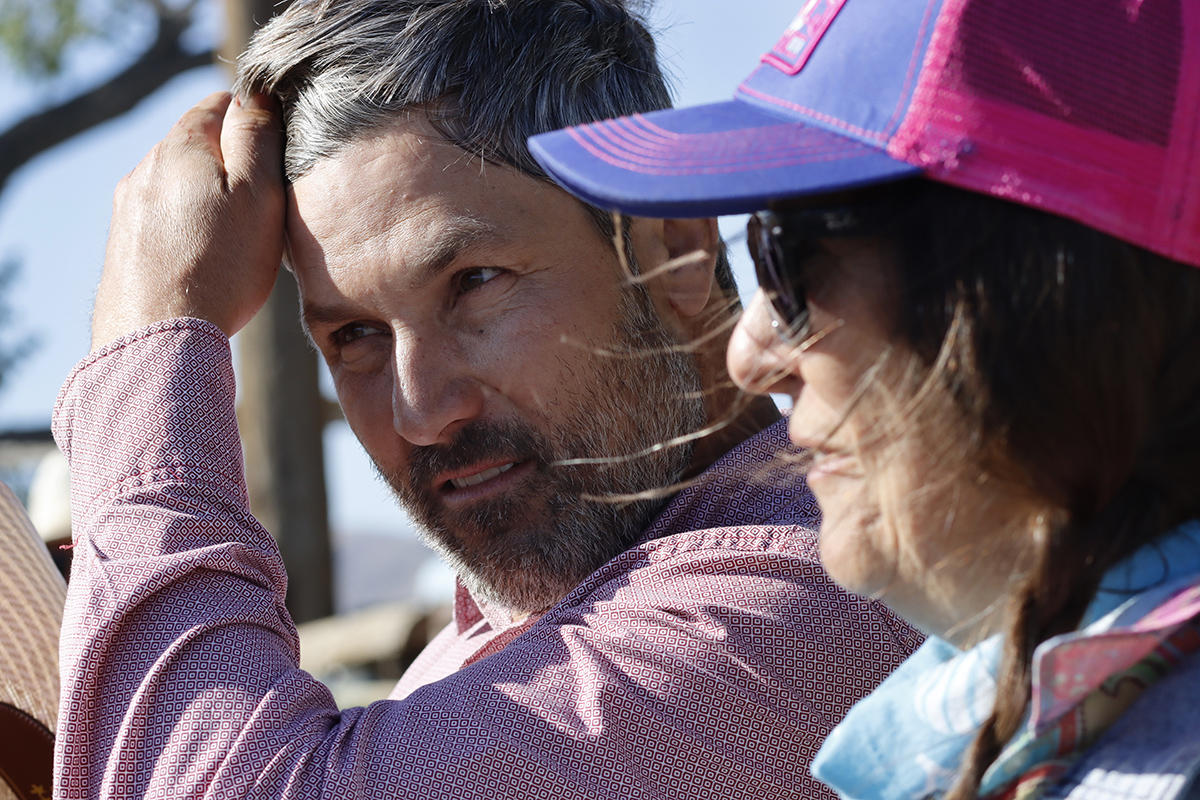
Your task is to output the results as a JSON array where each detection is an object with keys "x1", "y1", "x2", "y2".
[{"x1": 52, "y1": 318, "x2": 921, "y2": 800}]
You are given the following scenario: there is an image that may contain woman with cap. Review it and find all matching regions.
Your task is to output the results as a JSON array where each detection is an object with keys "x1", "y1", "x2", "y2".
[{"x1": 530, "y1": 0, "x2": 1200, "y2": 798}]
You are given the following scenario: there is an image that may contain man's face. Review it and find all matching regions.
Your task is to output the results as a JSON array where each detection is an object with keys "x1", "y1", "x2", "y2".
[{"x1": 288, "y1": 119, "x2": 705, "y2": 613}]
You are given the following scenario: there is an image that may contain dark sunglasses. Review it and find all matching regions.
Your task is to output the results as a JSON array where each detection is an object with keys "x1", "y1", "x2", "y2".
[{"x1": 747, "y1": 200, "x2": 891, "y2": 343}]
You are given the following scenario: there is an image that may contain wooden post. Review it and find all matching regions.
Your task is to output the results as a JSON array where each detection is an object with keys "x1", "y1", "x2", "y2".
[{"x1": 224, "y1": 0, "x2": 333, "y2": 623}]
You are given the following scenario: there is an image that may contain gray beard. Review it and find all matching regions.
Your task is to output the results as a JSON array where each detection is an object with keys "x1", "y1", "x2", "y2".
[{"x1": 375, "y1": 282, "x2": 706, "y2": 613}]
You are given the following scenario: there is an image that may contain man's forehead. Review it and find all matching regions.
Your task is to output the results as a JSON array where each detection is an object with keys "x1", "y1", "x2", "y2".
[
  {"x1": 288, "y1": 120, "x2": 545, "y2": 236},
  {"x1": 284, "y1": 117, "x2": 622, "y2": 296},
  {"x1": 288, "y1": 126, "x2": 495, "y2": 254},
  {"x1": 289, "y1": 203, "x2": 512, "y2": 284}
]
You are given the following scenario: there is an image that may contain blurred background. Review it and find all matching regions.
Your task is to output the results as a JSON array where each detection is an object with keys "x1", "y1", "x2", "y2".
[{"x1": 0, "y1": 0, "x2": 798, "y2": 701}]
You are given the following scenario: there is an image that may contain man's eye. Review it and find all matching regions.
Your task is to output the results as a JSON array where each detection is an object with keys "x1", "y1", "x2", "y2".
[
  {"x1": 330, "y1": 322, "x2": 381, "y2": 347},
  {"x1": 454, "y1": 267, "x2": 503, "y2": 294}
]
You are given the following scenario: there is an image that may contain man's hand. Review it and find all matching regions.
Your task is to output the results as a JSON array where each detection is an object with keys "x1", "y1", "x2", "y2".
[{"x1": 92, "y1": 91, "x2": 285, "y2": 348}]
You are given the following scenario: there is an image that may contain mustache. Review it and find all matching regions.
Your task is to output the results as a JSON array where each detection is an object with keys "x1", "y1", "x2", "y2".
[{"x1": 407, "y1": 420, "x2": 553, "y2": 489}]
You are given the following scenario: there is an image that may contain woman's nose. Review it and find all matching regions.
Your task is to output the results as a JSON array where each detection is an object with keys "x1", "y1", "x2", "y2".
[{"x1": 727, "y1": 290, "x2": 803, "y2": 398}]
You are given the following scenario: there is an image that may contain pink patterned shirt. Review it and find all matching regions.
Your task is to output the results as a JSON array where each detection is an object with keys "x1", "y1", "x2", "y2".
[{"x1": 52, "y1": 319, "x2": 921, "y2": 800}]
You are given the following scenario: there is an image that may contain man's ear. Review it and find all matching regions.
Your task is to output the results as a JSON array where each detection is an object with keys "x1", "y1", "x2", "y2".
[{"x1": 657, "y1": 217, "x2": 719, "y2": 319}]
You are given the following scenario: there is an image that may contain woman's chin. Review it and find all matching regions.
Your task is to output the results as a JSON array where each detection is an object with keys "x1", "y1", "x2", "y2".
[{"x1": 815, "y1": 507, "x2": 892, "y2": 600}]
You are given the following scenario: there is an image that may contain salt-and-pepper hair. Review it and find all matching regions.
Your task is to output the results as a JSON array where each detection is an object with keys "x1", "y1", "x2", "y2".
[
  {"x1": 235, "y1": 0, "x2": 737, "y2": 293},
  {"x1": 234, "y1": 0, "x2": 668, "y2": 184}
]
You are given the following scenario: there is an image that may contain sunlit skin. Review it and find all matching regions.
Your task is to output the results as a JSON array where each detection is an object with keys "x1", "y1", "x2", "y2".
[
  {"x1": 727, "y1": 234, "x2": 1033, "y2": 645},
  {"x1": 287, "y1": 117, "x2": 778, "y2": 611}
]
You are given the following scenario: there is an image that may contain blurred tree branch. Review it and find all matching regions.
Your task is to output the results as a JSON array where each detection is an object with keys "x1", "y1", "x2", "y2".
[{"x1": 0, "y1": 0, "x2": 214, "y2": 194}]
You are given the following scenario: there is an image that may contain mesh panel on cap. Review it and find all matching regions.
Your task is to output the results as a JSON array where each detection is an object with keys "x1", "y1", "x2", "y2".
[
  {"x1": 954, "y1": 0, "x2": 1181, "y2": 146},
  {"x1": 892, "y1": 0, "x2": 1194, "y2": 266}
]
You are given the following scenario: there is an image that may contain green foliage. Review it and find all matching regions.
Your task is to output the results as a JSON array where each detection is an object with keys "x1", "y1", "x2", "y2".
[{"x1": 0, "y1": 0, "x2": 141, "y2": 76}]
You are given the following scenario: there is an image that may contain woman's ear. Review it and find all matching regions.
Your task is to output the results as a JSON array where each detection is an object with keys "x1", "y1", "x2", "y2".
[{"x1": 658, "y1": 217, "x2": 719, "y2": 319}]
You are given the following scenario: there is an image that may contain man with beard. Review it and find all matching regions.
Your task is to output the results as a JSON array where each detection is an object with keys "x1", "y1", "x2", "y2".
[{"x1": 51, "y1": 2, "x2": 921, "y2": 798}]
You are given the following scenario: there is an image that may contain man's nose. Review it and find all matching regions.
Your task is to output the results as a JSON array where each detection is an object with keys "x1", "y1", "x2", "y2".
[
  {"x1": 390, "y1": 331, "x2": 485, "y2": 447},
  {"x1": 727, "y1": 291, "x2": 803, "y2": 397}
]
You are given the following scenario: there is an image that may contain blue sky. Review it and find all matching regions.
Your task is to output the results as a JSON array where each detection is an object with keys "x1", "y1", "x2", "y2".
[{"x1": 0, "y1": 1, "x2": 800, "y2": 538}]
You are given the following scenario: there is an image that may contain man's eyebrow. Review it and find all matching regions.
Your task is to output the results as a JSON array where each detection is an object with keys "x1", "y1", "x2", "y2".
[
  {"x1": 300, "y1": 215, "x2": 507, "y2": 332},
  {"x1": 409, "y1": 214, "x2": 507, "y2": 284},
  {"x1": 300, "y1": 299, "x2": 361, "y2": 332}
]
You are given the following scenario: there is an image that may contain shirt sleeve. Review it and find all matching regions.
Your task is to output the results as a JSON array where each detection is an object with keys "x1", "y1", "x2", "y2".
[
  {"x1": 51, "y1": 319, "x2": 902, "y2": 800},
  {"x1": 52, "y1": 321, "x2": 600, "y2": 799}
]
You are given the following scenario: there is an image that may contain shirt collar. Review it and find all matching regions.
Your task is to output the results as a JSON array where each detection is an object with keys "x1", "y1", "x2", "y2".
[
  {"x1": 452, "y1": 580, "x2": 526, "y2": 634},
  {"x1": 811, "y1": 520, "x2": 1200, "y2": 800}
]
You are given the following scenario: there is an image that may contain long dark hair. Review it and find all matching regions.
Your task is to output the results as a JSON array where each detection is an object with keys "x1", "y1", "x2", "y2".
[{"x1": 865, "y1": 179, "x2": 1200, "y2": 798}]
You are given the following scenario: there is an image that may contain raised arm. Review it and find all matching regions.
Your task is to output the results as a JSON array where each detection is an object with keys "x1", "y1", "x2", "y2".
[{"x1": 91, "y1": 91, "x2": 283, "y2": 348}]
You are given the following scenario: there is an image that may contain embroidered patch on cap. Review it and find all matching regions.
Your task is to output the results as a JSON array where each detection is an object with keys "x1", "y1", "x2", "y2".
[{"x1": 762, "y1": 0, "x2": 850, "y2": 75}]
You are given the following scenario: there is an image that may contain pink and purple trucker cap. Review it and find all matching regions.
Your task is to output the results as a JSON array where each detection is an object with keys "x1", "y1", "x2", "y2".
[{"x1": 529, "y1": 0, "x2": 1200, "y2": 268}]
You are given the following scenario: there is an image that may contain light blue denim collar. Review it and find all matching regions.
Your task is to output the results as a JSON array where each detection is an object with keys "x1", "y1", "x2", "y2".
[{"x1": 810, "y1": 521, "x2": 1200, "y2": 800}]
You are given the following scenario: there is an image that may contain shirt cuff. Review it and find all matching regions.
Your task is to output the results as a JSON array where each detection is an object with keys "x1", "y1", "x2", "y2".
[{"x1": 52, "y1": 318, "x2": 246, "y2": 520}]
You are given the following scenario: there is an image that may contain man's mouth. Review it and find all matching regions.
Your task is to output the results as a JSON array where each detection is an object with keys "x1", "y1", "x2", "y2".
[
  {"x1": 435, "y1": 459, "x2": 535, "y2": 504},
  {"x1": 447, "y1": 461, "x2": 516, "y2": 490}
]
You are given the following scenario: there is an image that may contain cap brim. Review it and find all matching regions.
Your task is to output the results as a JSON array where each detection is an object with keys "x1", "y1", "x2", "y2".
[{"x1": 530, "y1": 99, "x2": 921, "y2": 218}]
